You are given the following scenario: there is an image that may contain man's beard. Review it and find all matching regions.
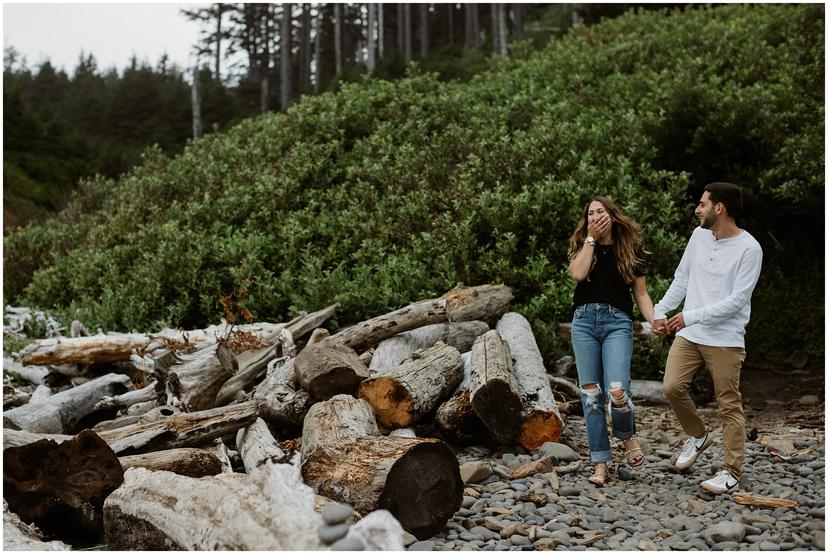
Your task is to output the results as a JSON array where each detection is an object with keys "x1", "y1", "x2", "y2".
[{"x1": 699, "y1": 211, "x2": 716, "y2": 229}]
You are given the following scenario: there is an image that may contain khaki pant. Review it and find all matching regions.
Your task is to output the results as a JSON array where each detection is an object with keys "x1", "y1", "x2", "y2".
[{"x1": 663, "y1": 336, "x2": 746, "y2": 479}]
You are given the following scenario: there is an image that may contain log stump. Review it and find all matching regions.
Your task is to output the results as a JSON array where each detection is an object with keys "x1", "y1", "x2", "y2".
[{"x1": 469, "y1": 330, "x2": 522, "y2": 444}]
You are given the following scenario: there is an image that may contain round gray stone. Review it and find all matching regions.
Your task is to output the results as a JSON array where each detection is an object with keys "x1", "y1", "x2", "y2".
[
  {"x1": 537, "y1": 442, "x2": 580, "y2": 463},
  {"x1": 322, "y1": 503, "x2": 354, "y2": 525},
  {"x1": 705, "y1": 521, "x2": 747, "y2": 546},
  {"x1": 759, "y1": 541, "x2": 780, "y2": 551},
  {"x1": 318, "y1": 523, "x2": 350, "y2": 544},
  {"x1": 330, "y1": 535, "x2": 365, "y2": 551}
]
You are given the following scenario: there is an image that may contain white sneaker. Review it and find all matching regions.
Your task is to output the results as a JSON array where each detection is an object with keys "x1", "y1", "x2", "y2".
[
  {"x1": 700, "y1": 470, "x2": 739, "y2": 494},
  {"x1": 675, "y1": 433, "x2": 712, "y2": 470}
]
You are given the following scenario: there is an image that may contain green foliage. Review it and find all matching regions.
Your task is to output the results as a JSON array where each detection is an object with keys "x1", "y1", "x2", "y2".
[{"x1": 4, "y1": 5, "x2": 823, "y2": 374}]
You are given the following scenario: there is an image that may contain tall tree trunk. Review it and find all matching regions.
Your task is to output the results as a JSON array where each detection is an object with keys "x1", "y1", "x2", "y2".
[
  {"x1": 512, "y1": 3, "x2": 524, "y2": 40},
  {"x1": 191, "y1": 62, "x2": 202, "y2": 139},
  {"x1": 280, "y1": 3, "x2": 292, "y2": 110},
  {"x1": 378, "y1": 3, "x2": 384, "y2": 58},
  {"x1": 465, "y1": 4, "x2": 480, "y2": 50},
  {"x1": 447, "y1": 3, "x2": 454, "y2": 45},
  {"x1": 498, "y1": 4, "x2": 509, "y2": 55},
  {"x1": 215, "y1": 4, "x2": 223, "y2": 81},
  {"x1": 397, "y1": 4, "x2": 405, "y2": 54},
  {"x1": 418, "y1": 3, "x2": 428, "y2": 59},
  {"x1": 403, "y1": 3, "x2": 412, "y2": 64},
  {"x1": 313, "y1": 6, "x2": 322, "y2": 92},
  {"x1": 367, "y1": 3, "x2": 376, "y2": 72},
  {"x1": 492, "y1": 4, "x2": 499, "y2": 55},
  {"x1": 299, "y1": 3, "x2": 311, "y2": 92},
  {"x1": 334, "y1": 3, "x2": 343, "y2": 75}
]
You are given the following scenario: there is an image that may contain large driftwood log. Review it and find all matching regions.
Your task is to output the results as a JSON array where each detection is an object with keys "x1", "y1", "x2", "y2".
[
  {"x1": 469, "y1": 330, "x2": 522, "y2": 444},
  {"x1": 4, "y1": 357, "x2": 49, "y2": 385},
  {"x1": 294, "y1": 340, "x2": 369, "y2": 400},
  {"x1": 96, "y1": 401, "x2": 258, "y2": 455},
  {"x1": 168, "y1": 343, "x2": 237, "y2": 411},
  {"x1": 3, "y1": 429, "x2": 72, "y2": 449},
  {"x1": 215, "y1": 304, "x2": 338, "y2": 406},
  {"x1": 93, "y1": 382, "x2": 158, "y2": 412},
  {"x1": 496, "y1": 312, "x2": 564, "y2": 450},
  {"x1": 359, "y1": 342, "x2": 464, "y2": 429},
  {"x1": 4, "y1": 373, "x2": 133, "y2": 433},
  {"x1": 3, "y1": 500, "x2": 71, "y2": 551},
  {"x1": 301, "y1": 395, "x2": 462, "y2": 539},
  {"x1": 93, "y1": 405, "x2": 182, "y2": 433},
  {"x1": 328, "y1": 284, "x2": 512, "y2": 352},
  {"x1": 103, "y1": 460, "x2": 323, "y2": 550},
  {"x1": 253, "y1": 358, "x2": 315, "y2": 429},
  {"x1": 236, "y1": 417, "x2": 287, "y2": 471},
  {"x1": 435, "y1": 352, "x2": 487, "y2": 445},
  {"x1": 369, "y1": 321, "x2": 489, "y2": 371},
  {"x1": 3, "y1": 430, "x2": 124, "y2": 542},
  {"x1": 118, "y1": 448, "x2": 223, "y2": 477}
]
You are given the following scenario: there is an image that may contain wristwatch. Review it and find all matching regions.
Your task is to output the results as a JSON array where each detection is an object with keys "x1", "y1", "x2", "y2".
[{"x1": 585, "y1": 235, "x2": 596, "y2": 247}]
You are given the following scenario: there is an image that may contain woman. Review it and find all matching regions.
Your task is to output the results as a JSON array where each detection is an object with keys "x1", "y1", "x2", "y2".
[{"x1": 567, "y1": 196, "x2": 656, "y2": 486}]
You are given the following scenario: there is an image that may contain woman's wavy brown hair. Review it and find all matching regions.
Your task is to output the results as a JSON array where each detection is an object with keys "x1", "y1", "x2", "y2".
[{"x1": 567, "y1": 196, "x2": 645, "y2": 283}]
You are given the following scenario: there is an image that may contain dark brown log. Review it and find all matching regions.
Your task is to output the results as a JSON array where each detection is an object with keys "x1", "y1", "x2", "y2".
[
  {"x1": 3, "y1": 429, "x2": 124, "y2": 542},
  {"x1": 496, "y1": 312, "x2": 564, "y2": 450},
  {"x1": 253, "y1": 358, "x2": 315, "y2": 429},
  {"x1": 359, "y1": 342, "x2": 464, "y2": 429},
  {"x1": 168, "y1": 344, "x2": 237, "y2": 412},
  {"x1": 118, "y1": 448, "x2": 223, "y2": 477},
  {"x1": 294, "y1": 341, "x2": 368, "y2": 400},
  {"x1": 96, "y1": 401, "x2": 258, "y2": 455},
  {"x1": 469, "y1": 330, "x2": 522, "y2": 443},
  {"x1": 301, "y1": 395, "x2": 462, "y2": 540},
  {"x1": 369, "y1": 321, "x2": 489, "y2": 371},
  {"x1": 435, "y1": 389, "x2": 488, "y2": 446},
  {"x1": 3, "y1": 499, "x2": 71, "y2": 550},
  {"x1": 4, "y1": 373, "x2": 132, "y2": 433},
  {"x1": 328, "y1": 284, "x2": 512, "y2": 352}
]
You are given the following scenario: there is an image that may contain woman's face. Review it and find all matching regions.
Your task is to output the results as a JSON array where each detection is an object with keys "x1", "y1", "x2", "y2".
[{"x1": 587, "y1": 200, "x2": 612, "y2": 236}]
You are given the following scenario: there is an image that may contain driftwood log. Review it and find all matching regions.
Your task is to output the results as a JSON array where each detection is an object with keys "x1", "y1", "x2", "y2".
[
  {"x1": 4, "y1": 357, "x2": 49, "y2": 385},
  {"x1": 368, "y1": 321, "x2": 489, "y2": 371},
  {"x1": 93, "y1": 405, "x2": 183, "y2": 433},
  {"x1": 4, "y1": 430, "x2": 124, "y2": 542},
  {"x1": 327, "y1": 284, "x2": 512, "y2": 352},
  {"x1": 103, "y1": 461, "x2": 323, "y2": 550},
  {"x1": 167, "y1": 343, "x2": 237, "y2": 411},
  {"x1": 359, "y1": 342, "x2": 464, "y2": 429},
  {"x1": 253, "y1": 358, "x2": 314, "y2": 429},
  {"x1": 294, "y1": 340, "x2": 368, "y2": 400},
  {"x1": 118, "y1": 448, "x2": 223, "y2": 477},
  {"x1": 236, "y1": 417, "x2": 287, "y2": 471},
  {"x1": 469, "y1": 330, "x2": 522, "y2": 444},
  {"x1": 96, "y1": 401, "x2": 258, "y2": 455},
  {"x1": 301, "y1": 395, "x2": 462, "y2": 539},
  {"x1": 496, "y1": 312, "x2": 564, "y2": 450},
  {"x1": 4, "y1": 373, "x2": 132, "y2": 433},
  {"x1": 436, "y1": 352, "x2": 487, "y2": 445}
]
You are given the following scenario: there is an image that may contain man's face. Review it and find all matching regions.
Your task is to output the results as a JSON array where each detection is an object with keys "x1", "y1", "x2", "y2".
[{"x1": 695, "y1": 191, "x2": 718, "y2": 229}]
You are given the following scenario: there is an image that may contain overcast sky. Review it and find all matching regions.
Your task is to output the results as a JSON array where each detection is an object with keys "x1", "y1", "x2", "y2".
[{"x1": 3, "y1": 3, "x2": 210, "y2": 75}]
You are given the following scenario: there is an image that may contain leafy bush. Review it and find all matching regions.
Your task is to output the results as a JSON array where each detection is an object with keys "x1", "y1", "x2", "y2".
[{"x1": 4, "y1": 5, "x2": 823, "y2": 373}]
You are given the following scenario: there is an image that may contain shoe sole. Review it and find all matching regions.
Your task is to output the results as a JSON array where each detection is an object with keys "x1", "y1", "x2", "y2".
[
  {"x1": 699, "y1": 481, "x2": 738, "y2": 495},
  {"x1": 675, "y1": 436, "x2": 713, "y2": 471}
]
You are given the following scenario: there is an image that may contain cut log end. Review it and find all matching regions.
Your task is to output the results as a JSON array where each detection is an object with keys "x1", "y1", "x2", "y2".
[
  {"x1": 309, "y1": 365, "x2": 365, "y2": 400},
  {"x1": 378, "y1": 441, "x2": 463, "y2": 540},
  {"x1": 358, "y1": 377, "x2": 414, "y2": 429},
  {"x1": 518, "y1": 413, "x2": 564, "y2": 451},
  {"x1": 471, "y1": 380, "x2": 522, "y2": 443}
]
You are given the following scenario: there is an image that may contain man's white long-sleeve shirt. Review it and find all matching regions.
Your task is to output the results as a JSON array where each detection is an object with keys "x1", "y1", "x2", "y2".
[{"x1": 654, "y1": 226, "x2": 763, "y2": 348}]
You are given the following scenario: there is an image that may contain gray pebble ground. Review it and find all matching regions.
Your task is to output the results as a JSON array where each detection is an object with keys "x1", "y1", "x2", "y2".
[{"x1": 410, "y1": 405, "x2": 825, "y2": 551}]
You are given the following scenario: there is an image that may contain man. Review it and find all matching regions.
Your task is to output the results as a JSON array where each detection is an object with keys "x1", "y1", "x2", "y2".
[{"x1": 652, "y1": 182, "x2": 763, "y2": 494}]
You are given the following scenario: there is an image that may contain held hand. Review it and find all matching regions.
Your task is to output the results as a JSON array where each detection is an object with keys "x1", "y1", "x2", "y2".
[
  {"x1": 651, "y1": 318, "x2": 670, "y2": 336},
  {"x1": 587, "y1": 214, "x2": 611, "y2": 241},
  {"x1": 667, "y1": 312, "x2": 686, "y2": 332}
]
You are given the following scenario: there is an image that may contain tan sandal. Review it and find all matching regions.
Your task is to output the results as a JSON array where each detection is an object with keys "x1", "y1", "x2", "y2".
[
  {"x1": 588, "y1": 463, "x2": 609, "y2": 487},
  {"x1": 624, "y1": 437, "x2": 645, "y2": 469}
]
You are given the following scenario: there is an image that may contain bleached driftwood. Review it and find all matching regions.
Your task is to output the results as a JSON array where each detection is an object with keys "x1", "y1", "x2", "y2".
[
  {"x1": 94, "y1": 382, "x2": 158, "y2": 412},
  {"x1": 96, "y1": 401, "x2": 258, "y2": 455},
  {"x1": 368, "y1": 321, "x2": 489, "y2": 371},
  {"x1": 3, "y1": 357, "x2": 49, "y2": 385},
  {"x1": 346, "y1": 509, "x2": 405, "y2": 551},
  {"x1": 4, "y1": 373, "x2": 133, "y2": 433},
  {"x1": 548, "y1": 375, "x2": 580, "y2": 399},
  {"x1": 469, "y1": 330, "x2": 522, "y2": 444},
  {"x1": 236, "y1": 417, "x2": 286, "y2": 471},
  {"x1": 4, "y1": 430, "x2": 124, "y2": 541},
  {"x1": 359, "y1": 342, "x2": 464, "y2": 429},
  {"x1": 103, "y1": 460, "x2": 323, "y2": 550},
  {"x1": 301, "y1": 395, "x2": 462, "y2": 539},
  {"x1": 4, "y1": 384, "x2": 30, "y2": 408},
  {"x1": 167, "y1": 344, "x2": 237, "y2": 411},
  {"x1": 294, "y1": 340, "x2": 369, "y2": 400},
  {"x1": 253, "y1": 358, "x2": 314, "y2": 429},
  {"x1": 29, "y1": 384, "x2": 52, "y2": 404},
  {"x1": 496, "y1": 312, "x2": 564, "y2": 450},
  {"x1": 3, "y1": 500, "x2": 71, "y2": 551},
  {"x1": 118, "y1": 448, "x2": 223, "y2": 477},
  {"x1": 205, "y1": 438, "x2": 235, "y2": 473},
  {"x1": 327, "y1": 284, "x2": 512, "y2": 352},
  {"x1": 93, "y1": 404, "x2": 181, "y2": 433}
]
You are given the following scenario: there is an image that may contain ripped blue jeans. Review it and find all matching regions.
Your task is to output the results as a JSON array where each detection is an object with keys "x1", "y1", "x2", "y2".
[{"x1": 571, "y1": 303, "x2": 636, "y2": 463}]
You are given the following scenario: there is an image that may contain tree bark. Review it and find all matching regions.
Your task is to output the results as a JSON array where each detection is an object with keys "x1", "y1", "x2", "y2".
[
  {"x1": 191, "y1": 62, "x2": 202, "y2": 138},
  {"x1": 378, "y1": 3, "x2": 384, "y2": 58},
  {"x1": 280, "y1": 3, "x2": 292, "y2": 110},
  {"x1": 447, "y1": 3, "x2": 454, "y2": 45},
  {"x1": 512, "y1": 3, "x2": 524, "y2": 40},
  {"x1": 359, "y1": 342, "x2": 463, "y2": 429},
  {"x1": 367, "y1": 3, "x2": 376, "y2": 72},
  {"x1": 418, "y1": 3, "x2": 428, "y2": 58},
  {"x1": 103, "y1": 461, "x2": 323, "y2": 550},
  {"x1": 253, "y1": 357, "x2": 314, "y2": 429},
  {"x1": 334, "y1": 3, "x2": 343, "y2": 74},
  {"x1": 369, "y1": 321, "x2": 488, "y2": 372},
  {"x1": 96, "y1": 401, "x2": 258, "y2": 455},
  {"x1": 301, "y1": 395, "x2": 462, "y2": 540},
  {"x1": 4, "y1": 430, "x2": 124, "y2": 542},
  {"x1": 469, "y1": 330, "x2": 522, "y2": 443},
  {"x1": 496, "y1": 312, "x2": 564, "y2": 450},
  {"x1": 4, "y1": 373, "x2": 132, "y2": 434},
  {"x1": 118, "y1": 448, "x2": 223, "y2": 477},
  {"x1": 299, "y1": 3, "x2": 311, "y2": 92},
  {"x1": 167, "y1": 343, "x2": 237, "y2": 412},
  {"x1": 236, "y1": 417, "x2": 287, "y2": 471},
  {"x1": 93, "y1": 404, "x2": 183, "y2": 433},
  {"x1": 403, "y1": 3, "x2": 412, "y2": 64}
]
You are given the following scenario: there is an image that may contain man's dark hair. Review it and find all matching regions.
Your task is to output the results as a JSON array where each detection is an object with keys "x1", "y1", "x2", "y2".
[{"x1": 704, "y1": 182, "x2": 743, "y2": 219}]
